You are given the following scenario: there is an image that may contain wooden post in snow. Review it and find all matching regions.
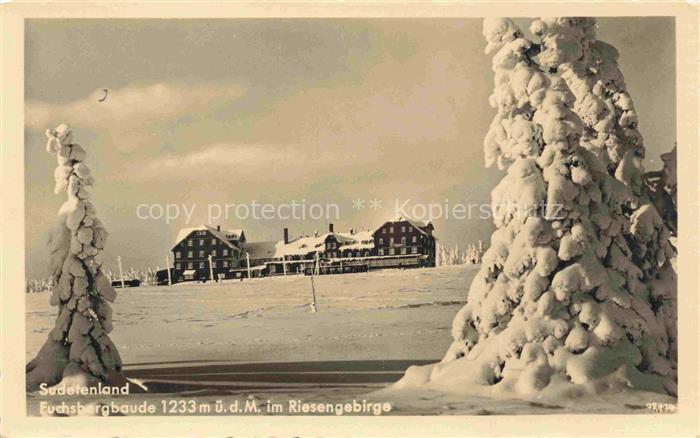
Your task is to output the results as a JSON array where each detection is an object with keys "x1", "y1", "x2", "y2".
[
  {"x1": 310, "y1": 257, "x2": 318, "y2": 313},
  {"x1": 117, "y1": 255, "x2": 125, "y2": 289},
  {"x1": 165, "y1": 255, "x2": 172, "y2": 285},
  {"x1": 246, "y1": 252, "x2": 251, "y2": 279},
  {"x1": 310, "y1": 275, "x2": 318, "y2": 312}
]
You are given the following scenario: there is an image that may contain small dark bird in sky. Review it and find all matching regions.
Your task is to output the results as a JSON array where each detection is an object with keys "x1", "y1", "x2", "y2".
[{"x1": 98, "y1": 89, "x2": 109, "y2": 102}]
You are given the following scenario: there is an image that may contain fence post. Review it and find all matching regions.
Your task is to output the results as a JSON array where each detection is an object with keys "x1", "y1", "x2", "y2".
[
  {"x1": 246, "y1": 252, "x2": 251, "y2": 279},
  {"x1": 165, "y1": 255, "x2": 172, "y2": 285},
  {"x1": 117, "y1": 256, "x2": 125, "y2": 289}
]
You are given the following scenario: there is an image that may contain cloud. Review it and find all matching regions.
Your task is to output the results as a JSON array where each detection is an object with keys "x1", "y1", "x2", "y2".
[
  {"x1": 151, "y1": 143, "x2": 297, "y2": 169},
  {"x1": 25, "y1": 82, "x2": 246, "y2": 151},
  {"x1": 136, "y1": 143, "x2": 327, "y2": 181}
]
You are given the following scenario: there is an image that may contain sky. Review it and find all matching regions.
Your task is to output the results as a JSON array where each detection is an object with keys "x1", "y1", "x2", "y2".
[{"x1": 24, "y1": 18, "x2": 675, "y2": 278}]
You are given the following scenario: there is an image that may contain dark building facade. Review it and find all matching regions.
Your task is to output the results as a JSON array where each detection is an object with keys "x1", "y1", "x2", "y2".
[
  {"x1": 372, "y1": 217, "x2": 436, "y2": 266},
  {"x1": 171, "y1": 225, "x2": 245, "y2": 282}
]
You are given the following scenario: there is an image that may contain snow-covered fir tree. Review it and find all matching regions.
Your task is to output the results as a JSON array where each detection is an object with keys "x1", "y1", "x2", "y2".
[
  {"x1": 26, "y1": 124, "x2": 138, "y2": 392},
  {"x1": 395, "y1": 18, "x2": 677, "y2": 399},
  {"x1": 437, "y1": 241, "x2": 486, "y2": 266},
  {"x1": 646, "y1": 146, "x2": 677, "y2": 236}
]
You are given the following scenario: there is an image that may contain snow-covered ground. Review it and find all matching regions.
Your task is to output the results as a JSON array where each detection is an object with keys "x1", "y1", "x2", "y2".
[
  {"x1": 27, "y1": 266, "x2": 475, "y2": 365},
  {"x1": 26, "y1": 265, "x2": 674, "y2": 415}
]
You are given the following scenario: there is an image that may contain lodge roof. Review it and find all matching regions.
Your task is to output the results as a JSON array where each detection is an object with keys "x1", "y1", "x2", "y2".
[
  {"x1": 372, "y1": 216, "x2": 434, "y2": 237},
  {"x1": 335, "y1": 229, "x2": 374, "y2": 251},
  {"x1": 173, "y1": 224, "x2": 243, "y2": 250},
  {"x1": 244, "y1": 240, "x2": 278, "y2": 260}
]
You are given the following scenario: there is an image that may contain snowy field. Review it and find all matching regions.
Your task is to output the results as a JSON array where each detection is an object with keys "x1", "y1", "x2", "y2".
[
  {"x1": 25, "y1": 265, "x2": 674, "y2": 415},
  {"x1": 27, "y1": 265, "x2": 476, "y2": 365}
]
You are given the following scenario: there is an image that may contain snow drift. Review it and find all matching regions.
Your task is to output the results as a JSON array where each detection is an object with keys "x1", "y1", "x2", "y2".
[{"x1": 393, "y1": 17, "x2": 677, "y2": 401}]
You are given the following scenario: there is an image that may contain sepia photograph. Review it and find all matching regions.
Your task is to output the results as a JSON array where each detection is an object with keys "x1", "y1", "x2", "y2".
[{"x1": 2, "y1": 2, "x2": 699, "y2": 437}]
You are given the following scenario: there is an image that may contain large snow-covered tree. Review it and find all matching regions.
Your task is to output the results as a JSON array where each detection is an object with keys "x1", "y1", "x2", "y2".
[
  {"x1": 396, "y1": 18, "x2": 677, "y2": 399},
  {"x1": 646, "y1": 146, "x2": 677, "y2": 236},
  {"x1": 26, "y1": 124, "x2": 132, "y2": 391}
]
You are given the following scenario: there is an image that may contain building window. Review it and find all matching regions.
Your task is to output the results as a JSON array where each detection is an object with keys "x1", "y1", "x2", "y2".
[
  {"x1": 212, "y1": 261, "x2": 217, "y2": 268},
  {"x1": 187, "y1": 262, "x2": 193, "y2": 269},
  {"x1": 379, "y1": 238, "x2": 384, "y2": 245},
  {"x1": 223, "y1": 260, "x2": 229, "y2": 268},
  {"x1": 401, "y1": 237, "x2": 406, "y2": 245},
  {"x1": 175, "y1": 251, "x2": 181, "y2": 258},
  {"x1": 199, "y1": 239, "x2": 204, "y2": 246},
  {"x1": 379, "y1": 249, "x2": 384, "y2": 256},
  {"x1": 382, "y1": 228, "x2": 386, "y2": 234},
  {"x1": 199, "y1": 262, "x2": 205, "y2": 269},
  {"x1": 389, "y1": 226, "x2": 394, "y2": 233},
  {"x1": 211, "y1": 249, "x2": 217, "y2": 256},
  {"x1": 389, "y1": 248, "x2": 395, "y2": 255},
  {"x1": 188, "y1": 239, "x2": 193, "y2": 247},
  {"x1": 401, "y1": 247, "x2": 407, "y2": 255},
  {"x1": 188, "y1": 251, "x2": 193, "y2": 258},
  {"x1": 412, "y1": 236, "x2": 417, "y2": 243},
  {"x1": 401, "y1": 226, "x2": 406, "y2": 232},
  {"x1": 223, "y1": 248, "x2": 228, "y2": 256},
  {"x1": 199, "y1": 250, "x2": 205, "y2": 257},
  {"x1": 412, "y1": 247, "x2": 418, "y2": 254},
  {"x1": 389, "y1": 237, "x2": 394, "y2": 244},
  {"x1": 176, "y1": 262, "x2": 181, "y2": 269}
]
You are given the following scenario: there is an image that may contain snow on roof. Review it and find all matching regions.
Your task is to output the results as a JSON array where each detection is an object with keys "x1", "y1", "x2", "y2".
[
  {"x1": 335, "y1": 229, "x2": 373, "y2": 242},
  {"x1": 223, "y1": 228, "x2": 245, "y2": 240},
  {"x1": 335, "y1": 229, "x2": 375, "y2": 251},
  {"x1": 173, "y1": 224, "x2": 241, "y2": 249},
  {"x1": 274, "y1": 232, "x2": 333, "y2": 257},
  {"x1": 244, "y1": 241, "x2": 278, "y2": 260},
  {"x1": 243, "y1": 229, "x2": 375, "y2": 259},
  {"x1": 276, "y1": 234, "x2": 326, "y2": 257},
  {"x1": 393, "y1": 215, "x2": 433, "y2": 229},
  {"x1": 372, "y1": 216, "x2": 433, "y2": 236}
]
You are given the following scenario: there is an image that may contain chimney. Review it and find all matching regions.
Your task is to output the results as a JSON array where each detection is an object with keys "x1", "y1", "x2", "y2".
[
  {"x1": 350, "y1": 228, "x2": 355, "y2": 235},
  {"x1": 283, "y1": 227, "x2": 289, "y2": 244},
  {"x1": 329, "y1": 223, "x2": 334, "y2": 233},
  {"x1": 216, "y1": 225, "x2": 221, "y2": 231}
]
